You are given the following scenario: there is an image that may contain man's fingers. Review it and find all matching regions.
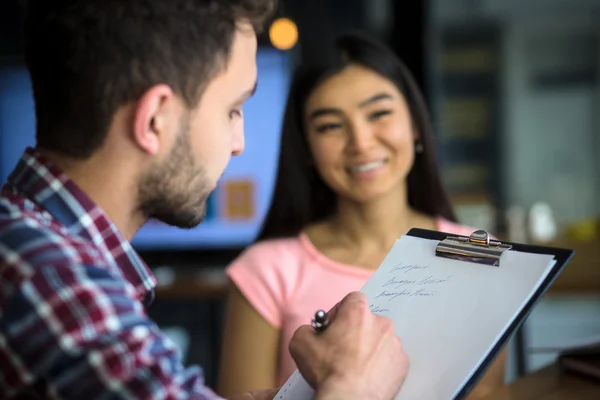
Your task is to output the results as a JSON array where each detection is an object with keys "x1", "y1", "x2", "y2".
[
  {"x1": 326, "y1": 300, "x2": 342, "y2": 322},
  {"x1": 289, "y1": 325, "x2": 318, "y2": 363},
  {"x1": 331, "y1": 291, "x2": 370, "y2": 325},
  {"x1": 327, "y1": 291, "x2": 368, "y2": 323},
  {"x1": 290, "y1": 325, "x2": 316, "y2": 352}
]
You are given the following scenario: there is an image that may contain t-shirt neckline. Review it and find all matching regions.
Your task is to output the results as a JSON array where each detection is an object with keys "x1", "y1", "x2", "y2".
[{"x1": 298, "y1": 217, "x2": 443, "y2": 277}]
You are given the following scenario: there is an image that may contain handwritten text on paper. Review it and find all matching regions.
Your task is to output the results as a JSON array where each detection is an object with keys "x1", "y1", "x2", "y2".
[{"x1": 371, "y1": 263, "x2": 454, "y2": 305}]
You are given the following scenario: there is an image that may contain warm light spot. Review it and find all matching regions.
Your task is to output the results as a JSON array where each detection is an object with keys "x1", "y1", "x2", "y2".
[{"x1": 269, "y1": 18, "x2": 298, "y2": 50}]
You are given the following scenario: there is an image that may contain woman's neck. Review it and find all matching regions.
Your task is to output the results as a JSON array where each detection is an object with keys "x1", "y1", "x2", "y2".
[{"x1": 328, "y1": 185, "x2": 434, "y2": 252}]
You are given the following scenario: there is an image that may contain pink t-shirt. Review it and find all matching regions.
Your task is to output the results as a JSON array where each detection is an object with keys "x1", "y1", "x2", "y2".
[{"x1": 226, "y1": 218, "x2": 477, "y2": 386}]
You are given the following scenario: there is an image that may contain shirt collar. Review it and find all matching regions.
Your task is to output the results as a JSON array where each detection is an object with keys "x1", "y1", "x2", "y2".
[{"x1": 6, "y1": 147, "x2": 157, "y2": 303}]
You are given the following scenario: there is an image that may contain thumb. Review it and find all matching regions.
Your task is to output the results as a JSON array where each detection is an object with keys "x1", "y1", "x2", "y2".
[{"x1": 327, "y1": 291, "x2": 367, "y2": 323}]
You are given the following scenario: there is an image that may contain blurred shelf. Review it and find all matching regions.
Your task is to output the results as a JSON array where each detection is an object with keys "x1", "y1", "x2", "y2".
[
  {"x1": 544, "y1": 238, "x2": 600, "y2": 295},
  {"x1": 155, "y1": 280, "x2": 228, "y2": 301},
  {"x1": 483, "y1": 362, "x2": 600, "y2": 400},
  {"x1": 153, "y1": 267, "x2": 229, "y2": 301},
  {"x1": 149, "y1": 237, "x2": 600, "y2": 301}
]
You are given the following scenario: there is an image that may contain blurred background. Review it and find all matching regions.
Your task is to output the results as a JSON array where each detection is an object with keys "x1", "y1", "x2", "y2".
[{"x1": 1, "y1": 0, "x2": 599, "y2": 390}]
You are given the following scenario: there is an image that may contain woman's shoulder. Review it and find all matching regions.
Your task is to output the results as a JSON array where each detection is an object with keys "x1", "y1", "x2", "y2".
[
  {"x1": 226, "y1": 235, "x2": 307, "y2": 273},
  {"x1": 238, "y1": 235, "x2": 305, "y2": 258},
  {"x1": 225, "y1": 236, "x2": 308, "y2": 328}
]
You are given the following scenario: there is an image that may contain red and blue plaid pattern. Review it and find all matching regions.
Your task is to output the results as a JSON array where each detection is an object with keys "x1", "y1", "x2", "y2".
[{"x1": 0, "y1": 148, "x2": 222, "y2": 399}]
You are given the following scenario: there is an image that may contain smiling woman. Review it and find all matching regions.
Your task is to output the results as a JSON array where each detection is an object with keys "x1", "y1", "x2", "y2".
[
  {"x1": 217, "y1": 33, "x2": 508, "y2": 399},
  {"x1": 303, "y1": 64, "x2": 418, "y2": 205}
]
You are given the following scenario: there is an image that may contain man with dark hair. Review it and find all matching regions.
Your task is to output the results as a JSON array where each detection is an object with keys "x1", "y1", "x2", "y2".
[{"x1": 0, "y1": 1, "x2": 409, "y2": 399}]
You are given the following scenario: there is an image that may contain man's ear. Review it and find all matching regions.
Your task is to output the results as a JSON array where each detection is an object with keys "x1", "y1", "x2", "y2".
[{"x1": 132, "y1": 84, "x2": 175, "y2": 156}]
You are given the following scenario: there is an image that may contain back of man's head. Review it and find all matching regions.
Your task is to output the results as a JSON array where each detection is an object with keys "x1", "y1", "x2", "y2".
[{"x1": 23, "y1": 0, "x2": 276, "y2": 159}]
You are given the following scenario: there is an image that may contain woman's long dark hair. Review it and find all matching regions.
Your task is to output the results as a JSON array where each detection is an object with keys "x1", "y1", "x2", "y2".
[{"x1": 257, "y1": 33, "x2": 457, "y2": 241}]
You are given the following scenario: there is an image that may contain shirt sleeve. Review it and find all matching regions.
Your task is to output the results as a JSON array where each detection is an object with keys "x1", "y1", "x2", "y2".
[
  {"x1": 226, "y1": 241, "x2": 291, "y2": 328},
  {"x1": 0, "y1": 262, "x2": 223, "y2": 400}
]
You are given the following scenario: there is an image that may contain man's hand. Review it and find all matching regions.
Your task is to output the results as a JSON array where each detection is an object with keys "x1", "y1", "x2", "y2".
[
  {"x1": 289, "y1": 291, "x2": 409, "y2": 400},
  {"x1": 228, "y1": 387, "x2": 280, "y2": 400}
]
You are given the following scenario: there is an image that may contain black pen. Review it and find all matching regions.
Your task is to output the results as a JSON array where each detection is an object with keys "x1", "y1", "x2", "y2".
[{"x1": 312, "y1": 309, "x2": 329, "y2": 333}]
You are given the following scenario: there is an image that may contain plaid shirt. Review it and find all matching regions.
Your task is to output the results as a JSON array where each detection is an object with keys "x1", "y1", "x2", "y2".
[{"x1": 0, "y1": 148, "x2": 223, "y2": 399}]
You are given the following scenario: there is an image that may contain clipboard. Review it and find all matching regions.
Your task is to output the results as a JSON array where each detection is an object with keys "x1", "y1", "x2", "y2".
[
  {"x1": 407, "y1": 228, "x2": 574, "y2": 399},
  {"x1": 275, "y1": 228, "x2": 574, "y2": 400}
]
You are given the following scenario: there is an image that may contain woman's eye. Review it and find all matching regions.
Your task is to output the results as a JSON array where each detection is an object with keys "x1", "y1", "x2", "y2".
[
  {"x1": 369, "y1": 110, "x2": 392, "y2": 121},
  {"x1": 315, "y1": 123, "x2": 342, "y2": 133}
]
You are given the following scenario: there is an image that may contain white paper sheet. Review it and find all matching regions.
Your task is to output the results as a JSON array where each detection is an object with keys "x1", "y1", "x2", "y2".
[{"x1": 274, "y1": 235, "x2": 556, "y2": 400}]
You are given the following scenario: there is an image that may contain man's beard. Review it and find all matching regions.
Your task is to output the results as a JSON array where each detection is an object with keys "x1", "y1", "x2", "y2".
[{"x1": 136, "y1": 121, "x2": 211, "y2": 229}]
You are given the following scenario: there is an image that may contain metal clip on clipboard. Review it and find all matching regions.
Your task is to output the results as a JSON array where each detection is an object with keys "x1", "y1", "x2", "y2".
[{"x1": 435, "y1": 230, "x2": 512, "y2": 267}]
